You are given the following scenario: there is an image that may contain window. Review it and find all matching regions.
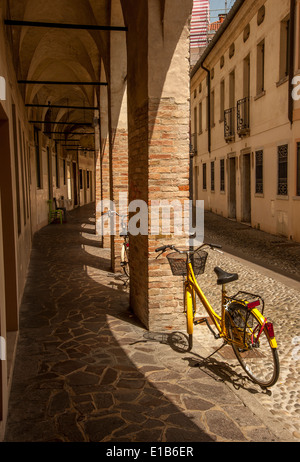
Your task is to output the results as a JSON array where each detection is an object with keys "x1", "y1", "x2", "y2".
[
  {"x1": 206, "y1": 96, "x2": 209, "y2": 130},
  {"x1": 63, "y1": 159, "x2": 66, "y2": 185},
  {"x1": 79, "y1": 169, "x2": 83, "y2": 190},
  {"x1": 199, "y1": 102, "x2": 202, "y2": 133},
  {"x1": 243, "y1": 24, "x2": 250, "y2": 42},
  {"x1": 278, "y1": 144, "x2": 288, "y2": 195},
  {"x1": 224, "y1": 71, "x2": 235, "y2": 141},
  {"x1": 243, "y1": 54, "x2": 250, "y2": 98},
  {"x1": 87, "y1": 170, "x2": 90, "y2": 189},
  {"x1": 194, "y1": 166, "x2": 199, "y2": 200},
  {"x1": 55, "y1": 142, "x2": 59, "y2": 188},
  {"x1": 193, "y1": 106, "x2": 198, "y2": 152},
  {"x1": 257, "y1": 40, "x2": 265, "y2": 95},
  {"x1": 255, "y1": 150, "x2": 263, "y2": 194},
  {"x1": 34, "y1": 126, "x2": 41, "y2": 189},
  {"x1": 193, "y1": 105, "x2": 197, "y2": 133},
  {"x1": 220, "y1": 159, "x2": 225, "y2": 191},
  {"x1": 279, "y1": 17, "x2": 290, "y2": 81},
  {"x1": 257, "y1": 5, "x2": 265, "y2": 26},
  {"x1": 297, "y1": 143, "x2": 300, "y2": 196},
  {"x1": 229, "y1": 70, "x2": 235, "y2": 108},
  {"x1": 220, "y1": 80, "x2": 225, "y2": 122},
  {"x1": 211, "y1": 161, "x2": 215, "y2": 191},
  {"x1": 210, "y1": 90, "x2": 215, "y2": 127},
  {"x1": 229, "y1": 43, "x2": 235, "y2": 59},
  {"x1": 203, "y1": 163, "x2": 207, "y2": 190}
]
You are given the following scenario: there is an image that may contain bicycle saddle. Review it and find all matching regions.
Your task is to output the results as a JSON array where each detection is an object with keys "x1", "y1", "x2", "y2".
[{"x1": 214, "y1": 267, "x2": 238, "y2": 285}]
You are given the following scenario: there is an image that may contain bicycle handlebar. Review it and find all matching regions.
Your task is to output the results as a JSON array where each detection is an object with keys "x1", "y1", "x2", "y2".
[
  {"x1": 102, "y1": 209, "x2": 127, "y2": 219},
  {"x1": 155, "y1": 242, "x2": 222, "y2": 254},
  {"x1": 155, "y1": 245, "x2": 176, "y2": 253}
]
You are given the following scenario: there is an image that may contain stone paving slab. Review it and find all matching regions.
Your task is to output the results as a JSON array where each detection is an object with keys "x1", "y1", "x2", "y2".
[{"x1": 3, "y1": 205, "x2": 299, "y2": 443}]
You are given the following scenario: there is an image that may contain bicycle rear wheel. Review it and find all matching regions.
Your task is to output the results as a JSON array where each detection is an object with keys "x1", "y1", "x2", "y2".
[
  {"x1": 185, "y1": 287, "x2": 194, "y2": 351},
  {"x1": 226, "y1": 303, "x2": 279, "y2": 388}
]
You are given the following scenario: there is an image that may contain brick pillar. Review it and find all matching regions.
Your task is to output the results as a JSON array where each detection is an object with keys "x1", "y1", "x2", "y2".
[{"x1": 125, "y1": 0, "x2": 193, "y2": 330}]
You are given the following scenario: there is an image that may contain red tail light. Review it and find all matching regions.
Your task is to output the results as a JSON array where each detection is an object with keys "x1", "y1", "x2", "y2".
[
  {"x1": 265, "y1": 322, "x2": 275, "y2": 338},
  {"x1": 126, "y1": 243, "x2": 129, "y2": 248},
  {"x1": 247, "y1": 300, "x2": 260, "y2": 309}
]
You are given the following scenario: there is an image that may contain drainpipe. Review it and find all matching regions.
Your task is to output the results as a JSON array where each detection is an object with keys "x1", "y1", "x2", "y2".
[
  {"x1": 201, "y1": 62, "x2": 211, "y2": 153},
  {"x1": 288, "y1": 0, "x2": 296, "y2": 124}
]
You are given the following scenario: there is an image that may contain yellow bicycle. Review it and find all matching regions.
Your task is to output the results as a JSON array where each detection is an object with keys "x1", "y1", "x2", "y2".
[{"x1": 155, "y1": 243, "x2": 280, "y2": 388}]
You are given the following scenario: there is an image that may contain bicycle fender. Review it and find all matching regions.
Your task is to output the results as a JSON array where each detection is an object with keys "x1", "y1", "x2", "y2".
[{"x1": 252, "y1": 308, "x2": 278, "y2": 349}]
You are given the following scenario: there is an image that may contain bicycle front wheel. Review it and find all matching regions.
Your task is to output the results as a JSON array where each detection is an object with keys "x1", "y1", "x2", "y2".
[{"x1": 226, "y1": 303, "x2": 279, "y2": 388}]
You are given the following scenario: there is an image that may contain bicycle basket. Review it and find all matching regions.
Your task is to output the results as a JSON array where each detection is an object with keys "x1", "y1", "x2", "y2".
[{"x1": 167, "y1": 250, "x2": 207, "y2": 277}]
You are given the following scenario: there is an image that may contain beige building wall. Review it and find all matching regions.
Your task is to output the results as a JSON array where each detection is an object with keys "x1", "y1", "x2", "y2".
[
  {"x1": 0, "y1": 3, "x2": 95, "y2": 438},
  {"x1": 191, "y1": 0, "x2": 300, "y2": 242}
]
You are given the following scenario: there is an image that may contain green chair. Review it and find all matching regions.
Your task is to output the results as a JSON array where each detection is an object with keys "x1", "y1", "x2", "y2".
[{"x1": 47, "y1": 200, "x2": 63, "y2": 225}]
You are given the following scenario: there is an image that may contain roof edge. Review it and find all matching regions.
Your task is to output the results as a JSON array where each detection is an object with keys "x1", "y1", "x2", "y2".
[{"x1": 190, "y1": 0, "x2": 246, "y2": 78}]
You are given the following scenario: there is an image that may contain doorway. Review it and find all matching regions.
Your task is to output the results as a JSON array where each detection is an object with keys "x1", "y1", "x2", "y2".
[
  {"x1": 228, "y1": 157, "x2": 236, "y2": 219},
  {"x1": 72, "y1": 162, "x2": 78, "y2": 207},
  {"x1": 242, "y1": 153, "x2": 251, "y2": 223},
  {"x1": 47, "y1": 147, "x2": 51, "y2": 200}
]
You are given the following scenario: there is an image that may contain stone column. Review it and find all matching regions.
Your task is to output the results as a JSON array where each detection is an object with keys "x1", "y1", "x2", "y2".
[
  {"x1": 124, "y1": 0, "x2": 193, "y2": 330},
  {"x1": 95, "y1": 63, "x2": 111, "y2": 249}
]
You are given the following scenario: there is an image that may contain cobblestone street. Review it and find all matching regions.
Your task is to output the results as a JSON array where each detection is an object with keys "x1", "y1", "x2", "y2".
[
  {"x1": 4, "y1": 205, "x2": 300, "y2": 442},
  {"x1": 196, "y1": 212, "x2": 300, "y2": 441}
]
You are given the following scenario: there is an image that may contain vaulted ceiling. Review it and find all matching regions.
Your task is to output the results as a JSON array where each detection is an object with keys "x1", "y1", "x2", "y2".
[{"x1": 5, "y1": 0, "x2": 126, "y2": 138}]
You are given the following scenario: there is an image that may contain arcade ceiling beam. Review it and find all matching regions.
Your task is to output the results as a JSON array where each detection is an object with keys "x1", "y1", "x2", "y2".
[{"x1": 4, "y1": 19, "x2": 128, "y2": 32}]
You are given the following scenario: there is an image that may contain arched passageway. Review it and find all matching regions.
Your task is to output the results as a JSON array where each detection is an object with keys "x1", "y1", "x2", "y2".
[{"x1": 0, "y1": 0, "x2": 193, "y2": 439}]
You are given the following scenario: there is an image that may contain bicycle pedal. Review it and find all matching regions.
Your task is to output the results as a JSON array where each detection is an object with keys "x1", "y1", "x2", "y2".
[{"x1": 194, "y1": 317, "x2": 207, "y2": 325}]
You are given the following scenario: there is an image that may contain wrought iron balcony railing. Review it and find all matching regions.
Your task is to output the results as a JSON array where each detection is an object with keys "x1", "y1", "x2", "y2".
[
  {"x1": 224, "y1": 107, "x2": 235, "y2": 141},
  {"x1": 191, "y1": 133, "x2": 197, "y2": 155},
  {"x1": 237, "y1": 97, "x2": 250, "y2": 136}
]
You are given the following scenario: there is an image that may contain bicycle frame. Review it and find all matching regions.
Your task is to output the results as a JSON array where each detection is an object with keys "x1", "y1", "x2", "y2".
[
  {"x1": 186, "y1": 259, "x2": 225, "y2": 337},
  {"x1": 156, "y1": 242, "x2": 279, "y2": 387}
]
